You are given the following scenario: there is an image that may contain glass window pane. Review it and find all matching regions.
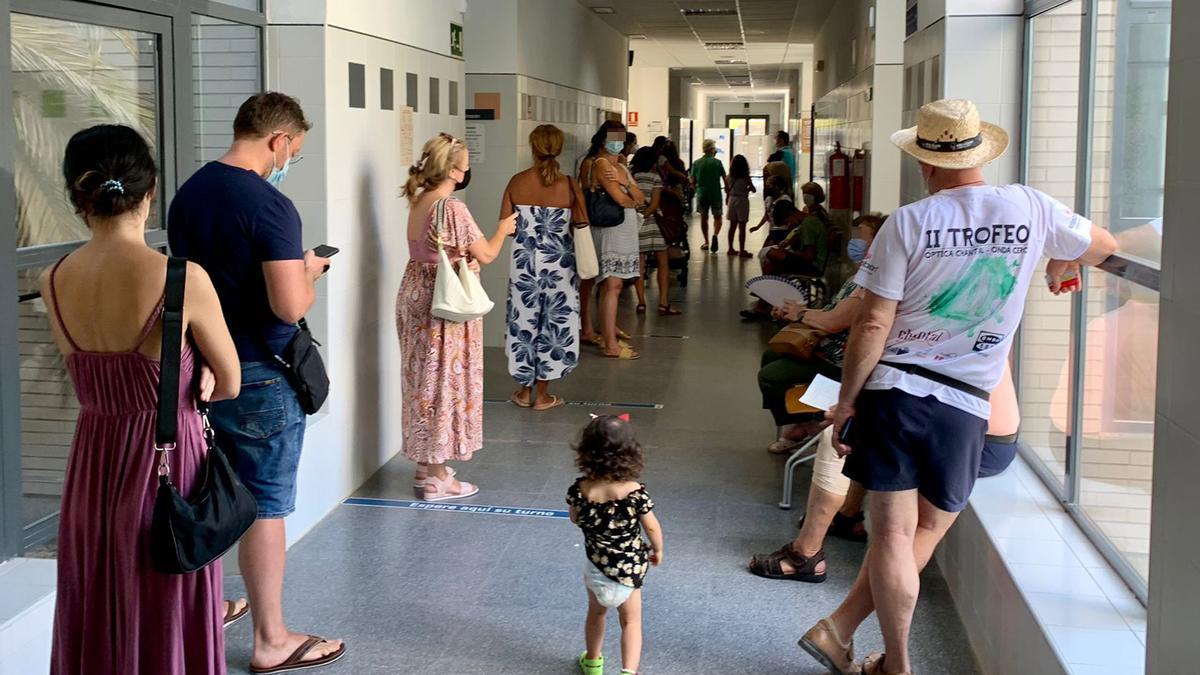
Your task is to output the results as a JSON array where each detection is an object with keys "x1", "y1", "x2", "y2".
[
  {"x1": 17, "y1": 268, "x2": 79, "y2": 555},
  {"x1": 1019, "y1": 0, "x2": 1083, "y2": 489},
  {"x1": 10, "y1": 14, "x2": 162, "y2": 247},
  {"x1": 1091, "y1": 3, "x2": 1170, "y2": 265},
  {"x1": 192, "y1": 15, "x2": 262, "y2": 169},
  {"x1": 1077, "y1": 275, "x2": 1157, "y2": 582},
  {"x1": 748, "y1": 118, "x2": 767, "y2": 135},
  {"x1": 728, "y1": 117, "x2": 747, "y2": 132}
]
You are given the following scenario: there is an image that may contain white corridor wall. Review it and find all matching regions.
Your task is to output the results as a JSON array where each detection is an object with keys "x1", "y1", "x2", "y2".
[{"x1": 267, "y1": 1, "x2": 467, "y2": 545}]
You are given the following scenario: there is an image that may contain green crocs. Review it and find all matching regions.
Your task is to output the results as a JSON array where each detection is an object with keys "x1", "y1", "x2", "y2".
[{"x1": 578, "y1": 651, "x2": 604, "y2": 675}]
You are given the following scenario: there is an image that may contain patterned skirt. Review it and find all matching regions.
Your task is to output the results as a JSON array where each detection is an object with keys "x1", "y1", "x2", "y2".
[
  {"x1": 396, "y1": 260, "x2": 483, "y2": 464},
  {"x1": 593, "y1": 208, "x2": 641, "y2": 280}
]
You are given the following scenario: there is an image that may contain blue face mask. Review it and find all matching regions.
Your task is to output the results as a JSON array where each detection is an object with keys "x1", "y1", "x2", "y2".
[
  {"x1": 266, "y1": 136, "x2": 293, "y2": 187},
  {"x1": 266, "y1": 160, "x2": 290, "y2": 187},
  {"x1": 847, "y1": 238, "x2": 869, "y2": 263},
  {"x1": 605, "y1": 140, "x2": 625, "y2": 155}
]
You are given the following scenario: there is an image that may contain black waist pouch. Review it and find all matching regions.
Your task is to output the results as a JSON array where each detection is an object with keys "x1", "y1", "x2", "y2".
[{"x1": 267, "y1": 319, "x2": 329, "y2": 415}]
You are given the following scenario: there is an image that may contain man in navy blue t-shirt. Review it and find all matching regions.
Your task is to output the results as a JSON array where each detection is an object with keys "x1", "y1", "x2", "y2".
[{"x1": 168, "y1": 92, "x2": 344, "y2": 671}]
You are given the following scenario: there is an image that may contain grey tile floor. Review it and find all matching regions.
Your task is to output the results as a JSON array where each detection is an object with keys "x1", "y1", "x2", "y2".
[{"x1": 224, "y1": 203, "x2": 981, "y2": 674}]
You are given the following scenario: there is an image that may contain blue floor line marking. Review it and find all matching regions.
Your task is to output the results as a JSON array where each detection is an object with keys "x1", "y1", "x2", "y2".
[
  {"x1": 343, "y1": 496, "x2": 569, "y2": 520},
  {"x1": 483, "y1": 399, "x2": 663, "y2": 409}
]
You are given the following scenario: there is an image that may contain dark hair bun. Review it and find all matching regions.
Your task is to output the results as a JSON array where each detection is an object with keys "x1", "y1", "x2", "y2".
[{"x1": 63, "y1": 124, "x2": 157, "y2": 218}]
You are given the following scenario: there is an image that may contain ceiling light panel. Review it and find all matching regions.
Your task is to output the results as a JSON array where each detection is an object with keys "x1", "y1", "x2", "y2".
[
  {"x1": 680, "y1": 8, "x2": 738, "y2": 16},
  {"x1": 703, "y1": 41, "x2": 744, "y2": 50}
]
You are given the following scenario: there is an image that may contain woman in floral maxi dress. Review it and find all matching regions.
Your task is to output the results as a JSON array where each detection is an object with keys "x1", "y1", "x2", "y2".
[
  {"x1": 398, "y1": 133, "x2": 517, "y2": 501},
  {"x1": 501, "y1": 125, "x2": 589, "y2": 411}
]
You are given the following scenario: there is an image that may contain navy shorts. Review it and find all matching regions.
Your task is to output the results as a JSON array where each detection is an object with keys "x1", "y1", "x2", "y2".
[
  {"x1": 210, "y1": 361, "x2": 306, "y2": 518},
  {"x1": 696, "y1": 190, "x2": 723, "y2": 217},
  {"x1": 978, "y1": 433, "x2": 1019, "y2": 478},
  {"x1": 842, "y1": 388, "x2": 987, "y2": 513}
]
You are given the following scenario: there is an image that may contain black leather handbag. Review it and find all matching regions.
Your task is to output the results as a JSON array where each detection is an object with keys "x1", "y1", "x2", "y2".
[
  {"x1": 150, "y1": 257, "x2": 258, "y2": 575},
  {"x1": 586, "y1": 158, "x2": 626, "y2": 228},
  {"x1": 270, "y1": 319, "x2": 329, "y2": 415}
]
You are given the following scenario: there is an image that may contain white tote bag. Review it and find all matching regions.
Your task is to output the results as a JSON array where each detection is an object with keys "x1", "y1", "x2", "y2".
[
  {"x1": 574, "y1": 226, "x2": 599, "y2": 280},
  {"x1": 430, "y1": 199, "x2": 494, "y2": 322},
  {"x1": 568, "y1": 176, "x2": 599, "y2": 280}
]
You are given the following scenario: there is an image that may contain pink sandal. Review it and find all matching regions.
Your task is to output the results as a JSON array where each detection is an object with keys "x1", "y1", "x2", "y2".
[
  {"x1": 422, "y1": 474, "x2": 479, "y2": 502},
  {"x1": 413, "y1": 465, "x2": 455, "y2": 489}
]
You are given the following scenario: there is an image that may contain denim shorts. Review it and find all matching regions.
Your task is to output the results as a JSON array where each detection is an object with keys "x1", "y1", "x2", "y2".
[
  {"x1": 842, "y1": 388, "x2": 987, "y2": 513},
  {"x1": 210, "y1": 361, "x2": 306, "y2": 518}
]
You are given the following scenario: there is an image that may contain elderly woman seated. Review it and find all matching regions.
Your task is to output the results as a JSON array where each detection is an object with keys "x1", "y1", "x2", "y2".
[
  {"x1": 749, "y1": 363, "x2": 1022, "y2": 584},
  {"x1": 757, "y1": 213, "x2": 885, "y2": 451}
]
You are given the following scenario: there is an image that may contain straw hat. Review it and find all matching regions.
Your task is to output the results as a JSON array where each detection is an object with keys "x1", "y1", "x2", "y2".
[{"x1": 890, "y1": 99, "x2": 1008, "y2": 169}]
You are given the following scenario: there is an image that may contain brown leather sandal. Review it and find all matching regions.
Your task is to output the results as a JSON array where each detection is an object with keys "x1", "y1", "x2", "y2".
[{"x1": 748, "y1": 543, "x2": 826, "y2": 583}]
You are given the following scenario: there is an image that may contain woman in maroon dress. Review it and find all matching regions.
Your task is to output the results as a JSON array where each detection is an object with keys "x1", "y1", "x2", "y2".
[{"x1": 41, "y1": 124, "x2": 241, "y2": 675}]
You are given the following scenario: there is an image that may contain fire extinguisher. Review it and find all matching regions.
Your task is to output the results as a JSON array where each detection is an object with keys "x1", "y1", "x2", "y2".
[
  {"x1": 851, "y1": 149, "x2": 866, "y2": 213},
  {"x1": 828, "y1": 142, "x2": 849, "y2": 210}
]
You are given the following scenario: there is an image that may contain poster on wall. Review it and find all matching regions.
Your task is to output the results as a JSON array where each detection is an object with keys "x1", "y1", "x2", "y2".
[
  {"x1": 465, "y1": 122, "x2": 485, "y2": 164},
  {"x1": 678, "y1": 117, "x2": 693, "y2": 165},
  {"x1": 703, "y1": 128, "x2": 733, "y2": 164},
  {"x1": 399, "y1": 106, "x2": 414, "y2": 167}
]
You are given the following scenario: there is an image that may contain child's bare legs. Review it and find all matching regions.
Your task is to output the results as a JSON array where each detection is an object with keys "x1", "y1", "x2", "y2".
[
  {"x1": 618, "y1": 590, "x2": 643, "y2": 673},
  {"x1": 727, "y1": 220, "x2": 748, "y2": 254},
  {"x1": 654, "y1": 250, "x2": 672, "y2": 309},
  {"x1": 585, "y1": 588, "x2": 607, "y2": 660}
]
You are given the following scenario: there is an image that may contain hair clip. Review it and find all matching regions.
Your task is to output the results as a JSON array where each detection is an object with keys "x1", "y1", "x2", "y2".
[
  {"x1": 100, "y1": 179, "x2": 125, "y2": 195},
  {"x1": 589, "y1": 413, "x2": 631, "y2": 422}
]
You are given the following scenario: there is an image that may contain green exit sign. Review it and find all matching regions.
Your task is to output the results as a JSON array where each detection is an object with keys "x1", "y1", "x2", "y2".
[{"x1": 450, "y1": 22, "x2": 463, "y2": 58}]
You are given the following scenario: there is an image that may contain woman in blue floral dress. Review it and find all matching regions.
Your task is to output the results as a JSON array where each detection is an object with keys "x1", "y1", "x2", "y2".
[{"x1": 501, "y1": 125, "x2": 589, "y2": 410}]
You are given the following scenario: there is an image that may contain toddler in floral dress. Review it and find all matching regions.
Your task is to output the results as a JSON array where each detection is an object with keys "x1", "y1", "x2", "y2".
[{"x1": 566, "y1": 415, "x2": 664, "y2": 675}]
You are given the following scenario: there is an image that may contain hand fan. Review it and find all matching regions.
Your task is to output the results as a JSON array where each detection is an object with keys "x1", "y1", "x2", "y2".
[{"x1": 746, "y1": 275, "x2": 809, "y2": 308}]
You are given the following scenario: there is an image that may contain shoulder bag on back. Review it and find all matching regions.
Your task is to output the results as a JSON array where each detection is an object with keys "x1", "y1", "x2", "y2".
[{"x1": 151, "y1": 257, "x2": 258, "y2": 574}]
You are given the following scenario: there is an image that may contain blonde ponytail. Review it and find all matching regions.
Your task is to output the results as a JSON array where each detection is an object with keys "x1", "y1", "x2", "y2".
[
  {"x1": 529, "y1": 124, "x2": 564, "y2": 187},
  {"x1": 402, "y1": 133, "x2": 466, "y2": 205}
]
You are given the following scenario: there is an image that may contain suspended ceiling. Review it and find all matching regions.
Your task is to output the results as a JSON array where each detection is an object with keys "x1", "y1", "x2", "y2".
[{"x1": 576, "y1": 0, "x2": 832, "y2": 88}]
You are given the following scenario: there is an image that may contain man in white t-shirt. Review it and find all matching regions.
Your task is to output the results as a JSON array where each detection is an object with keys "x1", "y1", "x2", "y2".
[{"x1": 799, "y1": 99, "x2": 1118, "y2": 675}]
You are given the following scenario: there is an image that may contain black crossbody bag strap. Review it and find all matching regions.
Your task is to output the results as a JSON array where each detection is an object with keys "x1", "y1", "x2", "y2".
[
  {"x1": 878, "y1": 360, "x2": 991, "y2": 401},
  {"x1": 155, "y1": 257, "x2": 187, "y2": 450}
]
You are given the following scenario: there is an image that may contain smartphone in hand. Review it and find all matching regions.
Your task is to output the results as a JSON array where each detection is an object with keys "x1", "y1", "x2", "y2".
[
  {"x1": 312, "y1": 244, "x2": 340, "y2": 258},
  {"x1": 839, "y1": 417, "x2": 856, "y2": 446}
]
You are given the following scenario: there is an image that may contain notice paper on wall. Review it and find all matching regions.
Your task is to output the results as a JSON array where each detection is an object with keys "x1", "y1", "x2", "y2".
[
  {"x1": 399, "y1": 106, "x2": 414, "y2": 167},
  {"x1": 799, "y1": 374, "x2": 841, "y2": 412},
  {"x1": 465, "y1": 123, "x2": 485, "y2": 164}
]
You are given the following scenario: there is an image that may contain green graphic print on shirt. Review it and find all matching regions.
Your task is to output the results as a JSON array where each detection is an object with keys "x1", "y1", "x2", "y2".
[{"x1": 926, "y1": 256, "x2": 1019, "y2": 337}]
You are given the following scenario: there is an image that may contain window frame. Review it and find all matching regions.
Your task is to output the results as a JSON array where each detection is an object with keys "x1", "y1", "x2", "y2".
[
  {"x1": 0, "y1": 0, "x2": 264, "y2": 559},
  {"x1": 1017, "y1": 0, "x2": 1164, "y2": 604}
]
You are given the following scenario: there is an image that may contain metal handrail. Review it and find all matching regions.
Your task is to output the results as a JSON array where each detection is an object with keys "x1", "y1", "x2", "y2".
[{"x1": 1097, "y1": 252, "x2": 1160, "y2": 292}]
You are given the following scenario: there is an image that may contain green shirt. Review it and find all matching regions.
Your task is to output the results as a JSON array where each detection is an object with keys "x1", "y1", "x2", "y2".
[
  {"x1": 782, "y1": 213, "x2": 829, "y2": 270},
  {"x1": 690, "y1": 155, "x2": 726, "y2": 196}
]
